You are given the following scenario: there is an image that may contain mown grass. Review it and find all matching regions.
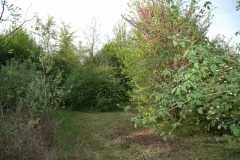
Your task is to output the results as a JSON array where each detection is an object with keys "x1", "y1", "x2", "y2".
[{"x1": 52, "y1": 110, "x2": 240, "y2": 160}]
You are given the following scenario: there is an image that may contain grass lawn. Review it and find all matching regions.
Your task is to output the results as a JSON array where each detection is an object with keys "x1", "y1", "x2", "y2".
[{"x1": 52, "y1": 110, "x2": 240, "y2": 160}]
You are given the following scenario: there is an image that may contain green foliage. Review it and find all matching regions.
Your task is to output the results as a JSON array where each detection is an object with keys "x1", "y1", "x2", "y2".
[
  {"x1": 0, "y1": 116, "x2": 45, "y2": 159},
  {"x1": 0, "y1": 28, "x2": 40, "y2": 65},
  {"x1": 0, "y1": 58, "x2": 37, "y2": 116},
  {"x1": 0, "y1": 56, "x2": 64, "y2": 117},
  {"x1": 33, "y1": 15, "x2": 58, "y2": 54},
  {"x1": 25, "y1": 54, "x2": 64, "y2": 114},
  {"x1": 52, "y1": 22, "x2": 79, "y2": 81},
  {"x1": 95, "y1": 42, "x2": 120, "y2": 67},
  {"x1": 121, "y1": 0, "x2": 240, "y2": 144},
  {"x1": 120, "y1": 0, "x2": 212, "y2": 106},
  {"x1": 0, "y1": 1, "x2": 22, "y2": 24},
  {"x1": 129, "y1": 35, "x2": 240, "y2": 144},
  {"x1": 95, "y1": 41, "x2": 131, "y2": 101},
  {"x1": 237, "y1": 0, "x2": 240, "y2": 11},
  {"x1": 0, "y1": 57, "x2": 64, "y2": 159},
  {"x1": 0, "y1": 4, "x2": 65, "y2": 159},
  {"x1": 64, "y1": 64, "x2": 127, "y2": 111}
]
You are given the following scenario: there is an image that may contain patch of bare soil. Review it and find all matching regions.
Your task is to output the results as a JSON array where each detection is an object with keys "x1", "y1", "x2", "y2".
[
  {"x1": 106, "y1": 127, "x2": 240, "y2": 160},
  {"x1": 121, "y1": 130, "x2": 167, "y2": 147}
]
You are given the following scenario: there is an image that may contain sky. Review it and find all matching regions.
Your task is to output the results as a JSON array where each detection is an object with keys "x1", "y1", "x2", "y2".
[
  {"x1": 4, "y1": 0, "x2": 240, "y2": 45},
  {"x1": 208, "y1": 0, "x2": 240, "y2": 44}
]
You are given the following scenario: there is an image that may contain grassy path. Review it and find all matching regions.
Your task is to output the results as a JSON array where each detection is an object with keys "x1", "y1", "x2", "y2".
[{"x1": 54, "y1": 111, "x2": 240, "y2": 160}]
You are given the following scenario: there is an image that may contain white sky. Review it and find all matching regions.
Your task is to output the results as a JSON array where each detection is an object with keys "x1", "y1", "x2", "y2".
[
  {"x1": 6, "y1": 0, "x2": 129, "y2": 42},
  {"x1": 5, "y1": 0, "x2": 240, "y2": 45}
]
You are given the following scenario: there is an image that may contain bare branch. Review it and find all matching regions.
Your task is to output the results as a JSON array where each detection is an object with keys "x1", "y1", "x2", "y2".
[
  {"x1": 0, "y1": 3, "x2": 37, "y2": 52},
  {"x1": 0, "y1": 0, "x2": 6, "y2": 22},
  {"x1": 0, "y1": 14, "x2": 36, "y2": 44},
  {"x1": 81, "y1": 16, "x2": 102, "y2": 63}
]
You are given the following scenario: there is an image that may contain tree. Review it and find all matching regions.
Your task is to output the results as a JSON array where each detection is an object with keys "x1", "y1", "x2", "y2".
[
  {"x1": 0, "y1": 1, "x2": 39, "y2": 66},
  {"x1": 95, "y1": 41, "x2": 131, "y2": 103},
  {"x1": 0, "y1": 2, "x2": 62, "y2": 159},
  {"x1": 80, "y1": 16, "x2": 102, "y2": 63},
  {"x1": 236, "y1": 0, "x2": 240, "y2": 53},
  {"x1": 121, "y1": 0, "x2": 240, "y2": 144},
  {"x1": 53, "y1": 22, "x2": 79, "y2": 80},
  {"x1": 120, "y1": 0, "x2": 212, "y2": 106},
  {"x1": 64, "y1": 64, "x2": 126, "y2": 111},
  {"x1": 0, "y1": 0, "x2": 22, "y2": 26},
  {"x1": 25, "y1": 16, "x2": 66, "y2": 117},
  {"x1": 237, "y1": 0, "x2": 240, "y2": 11},
  {"x1": 33, "y1": 15, "x2": 58, "y2": 54},
  {"x1": 0, "y1": 0, "x2": 36, "y2": 52},
  {"x1": 0, "y1": 28, "x2": 40, "y2": 65}
]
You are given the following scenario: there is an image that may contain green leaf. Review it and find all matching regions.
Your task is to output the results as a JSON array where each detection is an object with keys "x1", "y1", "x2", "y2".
[
  {"x1": 8, "y1": 49, "x2": 14, "y2": 54},
  {"x1": 189, "y1": 50, "x2": 196, "y2": 56},
  {"x1": 195, "y1": 100, "x2": 201, "y2": 105},
  {"x1": 176, "y1": 88, "x2": 181, "y2": 95},
  {"x1": 232, "y1": 127, "x2": 239, "y2": 137},
  {"x1": 172, "y1": 122, "x2": 181, "y2": 127},
  {"x1": 137, "y1": 106, "x2": 144, "y2": 112},
  {"x1": 190, "y1": 75, "x2": 195, "y2": 81},
  {"x1": 163, "y1": 136, "x2": 167, "y2": 141},
  {"x1": 192, "y1": 92, "x2": 200, "y2": 99},
  {"x1": 173, "y1": 40, "x2": 178, "y2": 47},
  {"x1": 197, "y1": 107, "x2": 203, "y2": 114},
  {"x1": 156, "y1": 95, "x2": 161, "y2": 101},
  {"x1": 210, "y1": 64, "x2": 217, "y2": 73},
  {"x1": 142, "y1": 119, "x2": 147, "y2": 125},
  {"x1": 214, "y1": 58, "x2": 223, "y2": 64},
  {"x1": 124, "y1": 106, "x2": 131, "y2": 112},
  {"x1": 181, "y1": 85, "x2": 187, "y2": 93},
  {"x1": 189, "y1": 81, "x2": 196, "y2": 88},
  {"x1": 224, "y1": 135, "x2": 233, "y2": 146},
  {"x1": 134, "y1": 123, "x2": 138, "y2": 128},
  {"x1": 171, "y1": 88, "x2": 176, "y2": 94},
  {"x1": 7, "y1": 71, "x2": 13, "y2": 75},
  {"x1": 180, "y1": 42, "x2": 185, "y2": 48},
  {"x1": 181, "y1": 114, "x2": 186, "y2": 119},
  {"x1": 194, "y1": 62, "x2": 199, "y2": 69}
]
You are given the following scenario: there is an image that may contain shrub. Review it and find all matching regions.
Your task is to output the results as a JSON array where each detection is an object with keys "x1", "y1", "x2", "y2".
[
  {"x1": 64, "y1": 64, "x2": 127, "y2": 111},
  {"x1": 122, "y1": 0, "x2": 240, "y2": 144},
  {"x1": 0, "y1": 58, "x2": 37, "y2": 117},
  {"x1": 0, "y1": 115, "x2": 58, "y2": 160},
  {"x1": 131, "y1": 36, "x2": 240, "y2": 143},
  {"x1": 0, "y1": 56, "x2": 64, "y2": 159},
  {"x1": 120, "y1": 0, "x2": 212, "y2": 106}
]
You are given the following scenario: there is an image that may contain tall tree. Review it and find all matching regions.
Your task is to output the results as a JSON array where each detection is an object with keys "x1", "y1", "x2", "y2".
[
  {"x1": 80, "y1": 16, "x2": 102, "y2": 63},
  {"x1": 33, "y1": 15, "x2": 58, "y2": 54},
  {"x1": 53, "y1": 22, "x2": 79, "y2": 80},
  {"x1": 120, "y1": 0, "x2": 212, "y2": 105}
]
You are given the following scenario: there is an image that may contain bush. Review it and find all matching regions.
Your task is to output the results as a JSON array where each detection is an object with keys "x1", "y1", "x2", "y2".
[
  {"x1": 0, "y1": 28, "x2": 40, "y2": 65},
  {"x1": 122, "y1": 0, "x2": 240, "y2": 144},
  {"x1": 0, "y1": 115, "x2": 58, "y2": 160},
  {"x1": 131, "y1": 37, "x2": 240, "y2": 143},
  {"x1": 0, "y1": 59, "x2": 37, "y2": 116},
  {"x1": 0, "y1": 56, "x2": 63, "y2": 116},
  {"x1": 0, "y1": 56, "x2": 64, "y2": 159},
  {"x1": 64, "y1": 64, "x2": 127, "y2": 111}
]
